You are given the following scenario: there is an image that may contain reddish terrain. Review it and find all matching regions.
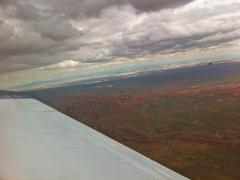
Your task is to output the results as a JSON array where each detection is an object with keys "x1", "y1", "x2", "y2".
[{"x1": 39, "y1": 78, "x2": 240, "y2": 179}]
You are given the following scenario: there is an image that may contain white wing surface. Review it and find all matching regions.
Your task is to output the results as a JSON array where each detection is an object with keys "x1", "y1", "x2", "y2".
[{"x1": 0, "y1": 96, "x2": 188, "y2": 180}]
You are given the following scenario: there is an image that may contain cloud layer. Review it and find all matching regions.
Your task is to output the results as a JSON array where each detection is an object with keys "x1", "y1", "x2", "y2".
[{"x1": 0, "y1": 0, "x2": 240, "y2": 89}]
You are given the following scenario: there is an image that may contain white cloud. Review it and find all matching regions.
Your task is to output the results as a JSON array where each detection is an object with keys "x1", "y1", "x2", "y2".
[
  {"x1": 40, "y1": 60, "x2": 80, "y2": 70},
  {"x1": 58, "y1": 60, "x2": 80, "y2": 68}
]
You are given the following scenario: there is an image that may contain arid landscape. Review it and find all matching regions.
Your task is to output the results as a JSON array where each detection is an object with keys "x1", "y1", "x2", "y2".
[{"x1": 32, "y1": 62, "x2": 240, "y2": 179}]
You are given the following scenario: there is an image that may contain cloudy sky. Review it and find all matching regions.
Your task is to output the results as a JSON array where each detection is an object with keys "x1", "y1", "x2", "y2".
[{"x1": 0, "y1": 0, "x2": 240, "y2": 90}]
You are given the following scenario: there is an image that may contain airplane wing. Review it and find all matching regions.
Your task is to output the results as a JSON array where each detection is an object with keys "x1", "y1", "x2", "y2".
[{"x1": 0, "y1": 94, "x2": 188, "y2": 180}]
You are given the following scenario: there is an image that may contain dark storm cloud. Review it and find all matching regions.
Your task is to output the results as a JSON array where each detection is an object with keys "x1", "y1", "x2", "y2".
[
  {"x1": 123, "y1": 0, "x2": 194, "y2": 12},
  {"x1": 0, "y1": 0, "x2": 84, "y2": 60},
  {"x1": 0, "y1": 0, "x2": 193, "y2": 19},
  {"x1": 48, "y1": 0, "x2": 194, "y2": 18},
  {"x1": 0, "y1": 0, "x2": 12, "y2": 6}
]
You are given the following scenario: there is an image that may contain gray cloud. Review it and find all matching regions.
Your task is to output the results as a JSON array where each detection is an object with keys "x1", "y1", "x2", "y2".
[
  {"x1": 0, "y1": 1, "x2": 84, "y2": 60},
  {"x1": 122, "y1": 0, "x2": 193, "y2": 12},
  {"x1": 0, "y1": 0, "x2": 240, "y2": 73},
  {"x1": 48, "y1": 0, "x2": 193, "y2": 18}
]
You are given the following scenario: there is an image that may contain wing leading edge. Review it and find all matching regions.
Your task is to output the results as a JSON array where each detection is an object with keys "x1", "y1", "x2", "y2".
[{"x1": 0, "y1": 97, "x2": 188, "y2": 180}]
